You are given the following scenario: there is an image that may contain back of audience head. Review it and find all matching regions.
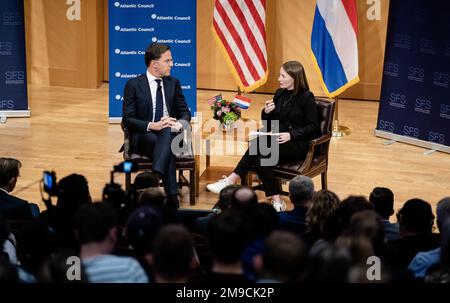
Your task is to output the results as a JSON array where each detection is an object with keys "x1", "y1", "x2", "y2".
[
  {"x1": 307, "y1": 189, "x2": 340, "y2": 232},
  {"x1": 74, "y1": 202, "x2": 118, "y2": 248},
  {"x1": 17, "y1": 222, "x2": 54, "y2": 276},
  {"x1": 347, "y1": 210, "x2": 384, "y2": 256},
  {"x1": 0, "y1": 157, "x2": 21, "y2": 192},
  {"x1": 255, "y1": 231, "x2": 306, "y2": 282},
  {"x1": 56, "y1": 173, "x2": 91, "y2": 215},
  {"x1": 397, "y1": 198, "x2": 434, "y2": 235},
  {"x1": 151, "y1": 224, "x2": 194, "y2": 283},
  {"x1": 217, "y1": 184, "x2": 240, "y2": 212},
  {"x1": 369, "y1": 187, "x2": 394, "y2": 220},
  {"x1": 436, "y1": 197, "x2": 450, "y2": 231},
  {"x1": 289, "y1": 175, "x2": 315, "y2": 207},
  {"x1": 126, "y1": 206, "x2": 163, "y2": 257},
  {"x1": 230, "y1": 187, "x2": 258, "y2": 211},
  {"x1": 336, "y1": 195, "x2": 373, "y2": 230},
  {"x1": 138, "y1": 187, "x2": 166, "y2": 209},
  {"x1": 207, "y1": 209, "x2": 249, "y2": 266},
  {"x1": 302, "y1": 240, "x2": 352, "y2": 283},
  {"x1": 133, "y1": 171, "x2": 160, "y2": 191}
]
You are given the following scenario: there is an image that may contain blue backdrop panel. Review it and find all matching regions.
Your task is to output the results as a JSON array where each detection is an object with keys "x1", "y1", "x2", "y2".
[
  {"x1": 108, "y1": 0, "x2": 196, "y2": 121},
  {"x1": 377, "y1": 0, "x2": 450, "y2": 148},
  {"x1": 0, "y1": 0, "x2": 28, "y2": 113}
]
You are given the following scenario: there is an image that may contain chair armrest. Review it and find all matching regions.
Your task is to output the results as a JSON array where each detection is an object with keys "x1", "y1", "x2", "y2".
[
  {"x1": 297, "y1": 133, "x2": 332, "y2": 173},
  {"x1": 122, "y1": 123, "x2": 131, "y2": 160}
]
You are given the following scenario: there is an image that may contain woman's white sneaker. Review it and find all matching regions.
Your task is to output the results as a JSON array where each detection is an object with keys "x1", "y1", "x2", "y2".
[
  {"x1": 272, "y1": 200, "x2": 287, "y2": 212},
  {"x1": 206, "y1": 176, "x2": 232, "y2": 194}
]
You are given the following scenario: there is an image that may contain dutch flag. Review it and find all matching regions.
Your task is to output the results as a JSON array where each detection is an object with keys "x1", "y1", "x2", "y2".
[
  {"x1": 310, "y1": 0, "x2": 360, "y2": 97},
  {"x1": 233, "y1": 94, "x2": 251, "y2": 109}
]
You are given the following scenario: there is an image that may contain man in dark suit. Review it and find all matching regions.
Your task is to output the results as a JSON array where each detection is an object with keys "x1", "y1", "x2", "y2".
[
  {"x1": 122, "y1": 43, "x2": 191, "y2": 207},
  {"x1": 0, "y1": 158, "x2": 33, "y2": 220}
]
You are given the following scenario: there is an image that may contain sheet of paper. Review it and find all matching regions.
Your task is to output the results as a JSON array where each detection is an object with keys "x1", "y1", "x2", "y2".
[{"x1": 249, "y1": 131, "x2": 281, "y2": 136}]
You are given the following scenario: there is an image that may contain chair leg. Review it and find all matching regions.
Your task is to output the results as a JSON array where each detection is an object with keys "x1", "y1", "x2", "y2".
[
  {"x1": 321, "y1": 172, "x2": 328, "y2": 189},
  {"x1": 189, "y1": 169, "x2": 195, "y2": 206},
  {"x1": 125, "y1": 172, "x2": 132, "y2": 192},
  {"x1": 178, "y1": 170, "x2": 183, "y2": 189}
]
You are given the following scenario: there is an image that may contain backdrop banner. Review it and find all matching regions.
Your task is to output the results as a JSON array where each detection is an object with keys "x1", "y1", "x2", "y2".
[
  {"x1": 376, "y1": 0, "x2": 450, "y2": 153},
  {"x1": 0, "y1": 0, "x2": 29, "y2": 118},
  {"x1": 108, "y1": 0, "x2": 196, "y2": 123}
]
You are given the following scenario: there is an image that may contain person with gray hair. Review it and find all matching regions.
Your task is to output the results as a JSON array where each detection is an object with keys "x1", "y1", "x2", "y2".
[
  {"x1": 277, "y1": 175, "x2": 314, "y2": 235},
  {"x1": 408, "y1": 197, "x2": 450, "y2": 279}
]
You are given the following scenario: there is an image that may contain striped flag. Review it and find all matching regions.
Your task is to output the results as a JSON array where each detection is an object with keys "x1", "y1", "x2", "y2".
[
  {"x1": 232, "y1": 94, "x2": 251, "y2": 109},
  {"x1": 207, "y1": 94, "x2": 222, "y2": 105},
  {"x1": 212, "y1": 0, "x2": 268, "y2": 93},
  {"x1": 310, "y1": 0, "x2": 359, "y2": 97}
]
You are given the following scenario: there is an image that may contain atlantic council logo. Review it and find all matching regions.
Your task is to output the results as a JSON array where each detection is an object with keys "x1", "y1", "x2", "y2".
[
  {"x1": 113, "y1": 48, "x2": 145, "y2": 56},
  {"x1": 114, "y1": 25, "x2": 154, "y2": 32},
  {"x1": 114, "y1": 72, "x2": 138, "y2": 79},
  {"x1": 150, "y1": 15, "x2": 191, "y2": 21},
  {"x1": 113, "y1": 2, "x2": 155, "y2": 9},
  {"x1": 151, "y1": 37, "x2": 192, "y2": 44}
]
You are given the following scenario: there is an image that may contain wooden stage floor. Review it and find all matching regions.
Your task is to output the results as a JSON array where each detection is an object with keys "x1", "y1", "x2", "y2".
[{"x1": 1, "y1": 83, "x2": 449, "y2": 214}]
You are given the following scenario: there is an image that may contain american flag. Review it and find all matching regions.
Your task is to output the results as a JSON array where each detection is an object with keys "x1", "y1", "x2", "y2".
[
  {"x1": 212, "y1": 0, "x2": 268, "y2": 93},
  {"x1": 207, "y1": 94, "x2": 222, "y2": 105}
]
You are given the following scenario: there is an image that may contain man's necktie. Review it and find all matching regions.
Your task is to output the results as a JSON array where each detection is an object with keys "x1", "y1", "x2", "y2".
[{"x1": 154, "y1": 79, "x2": 163, "y2": 122}]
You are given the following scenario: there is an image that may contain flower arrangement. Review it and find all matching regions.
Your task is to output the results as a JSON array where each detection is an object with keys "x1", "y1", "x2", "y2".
[{"x1": 208, "y1": 95, "x2": 241, "y2": 125}]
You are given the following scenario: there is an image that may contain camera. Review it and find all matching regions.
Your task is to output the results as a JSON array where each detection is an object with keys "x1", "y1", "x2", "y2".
[
  {"x1": 43, "y1": 170, "x2": 58, "y2": 196},
  {"x1": 113, "y1": 161, "x2": 137, "y2": 173}
]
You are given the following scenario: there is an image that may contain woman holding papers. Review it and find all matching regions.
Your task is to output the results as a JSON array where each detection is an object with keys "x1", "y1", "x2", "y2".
[{"x1": 207, "y1": 61, "x2": 319, "y2": 211}]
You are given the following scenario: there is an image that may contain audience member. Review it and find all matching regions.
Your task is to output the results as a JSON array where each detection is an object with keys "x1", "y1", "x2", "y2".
[
  {"x1": 409, "y1": 197, "x2": 450, "y2": 279},
  {"x1": 150, "y1": 224, "x2": 195, "y2": 283},
  {"x1": 74, "y1": 203, "x2": 148, "y2": 283},
  {"x1": 278, "y1": 175, "x2": 314, "y2": 235},
  {"x1": 305, "y1": 189, "x2": 340, "y2": 246},
  {"x1": 37, "y1": 251, "x2": 88, "y2": 283},
  {"x1": 0, "y1": 158, "x2": 34, "y2": 220},
  {"x1": 369, "y1": 187, "x2": 400, "y2": 242},
  {"x1": 254, "y1": 231, "x2": 306, "y2": 282},
  {"x1": 383, "y1": 198, "x2": 439, "y2": 274}
]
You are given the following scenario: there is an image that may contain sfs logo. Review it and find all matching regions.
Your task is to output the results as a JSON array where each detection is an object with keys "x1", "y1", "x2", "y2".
[
  {"x1": 433, "y1": 72, "x2": 449, "y2": 87},
  {"x1": 428, "y1": 131, "x2": 445, "y2": 144},
  {"x1": 403, "y1": 125, "x2": 420, "y2": 138},
  {"x1": 5, "y1": 71, "x2": 25, "y2": 80},
  {"x1": 0, "y1": 41, "x2": 12, "y2": 51},
  {"x1": 384, "y1": 62, "x2": 399, "y2": 74},
  {"x1": 389, "y1": 93, "x2": 406, "y2": 106},
  {"x1": 415, "y1": 98, "x2": 431, "y2": 112},
  {"x1": 379, "y1": 120, "x2": 395, "y2": 132},
  {"x1": 408, "y1": 66, "x2": 425, "y2": 81},
  {"x1": 0, "y1": 100, "x2": 14, "y2": 109},
  {"x1": 441, "y1": 104, "x2": 450, "y2": 114},
  {"x1": 2, "y1": 12, "x2": 22, "y2": 24}
]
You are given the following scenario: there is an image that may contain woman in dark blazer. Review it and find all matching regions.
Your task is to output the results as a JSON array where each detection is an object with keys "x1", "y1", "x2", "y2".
[{"x1": 207, "y1": 61, "x2": 319, "y2": 211}]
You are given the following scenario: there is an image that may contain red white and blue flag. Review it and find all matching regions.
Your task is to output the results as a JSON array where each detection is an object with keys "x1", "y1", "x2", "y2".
[
  {"x1": 207, "y1": 94, "x2": 223, "y2": 105},
  {"x1": 212, "y1": 0, "x2": 268, "y2": 93},
  {"x1": 233, "y1": 94, "x2": 252, "y2": 109},
  {"x1": 310, "y1": 0, "x2": 359, "y2": 97}
]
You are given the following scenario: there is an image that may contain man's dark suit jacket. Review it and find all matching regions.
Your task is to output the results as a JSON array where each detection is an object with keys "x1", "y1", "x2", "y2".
[
  {"x1": 122, "y1": 73, "x2": 191, "y2": 152},
  {"x1": 0, "y1": 190, "x2": 32, "y2": 220}
]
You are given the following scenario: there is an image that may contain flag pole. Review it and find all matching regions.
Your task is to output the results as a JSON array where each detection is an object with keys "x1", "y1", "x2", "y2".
[{"x1": 332, "y1": 95, "x2": 351, "y2": 137}]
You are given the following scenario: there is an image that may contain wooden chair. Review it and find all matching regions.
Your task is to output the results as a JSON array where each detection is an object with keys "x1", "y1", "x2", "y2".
[
  {"x1": 121, "y1": 123, "x2": 198, "y2": 205},
  {"x1": 244, "y1": 97, "x2": 335, "y2": 195}
]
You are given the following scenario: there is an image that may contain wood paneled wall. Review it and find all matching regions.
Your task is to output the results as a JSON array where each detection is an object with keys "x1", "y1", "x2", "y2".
[
  {"x1": 197, "y1": 0, "x2": 390, "y2": 100},
  {"x1": 28, "y1": 0, "x2": 389, "y2": 100},
  {"x1": 24, "y1": 0, "x2": 104, "y2": 88}
]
